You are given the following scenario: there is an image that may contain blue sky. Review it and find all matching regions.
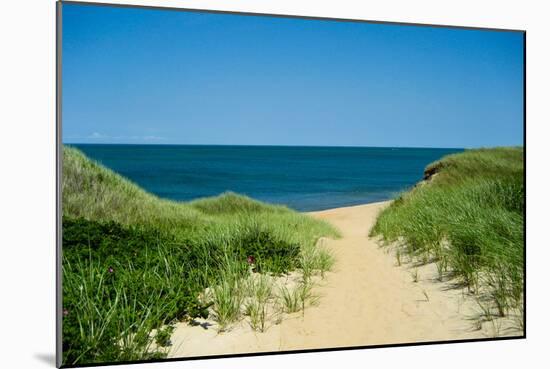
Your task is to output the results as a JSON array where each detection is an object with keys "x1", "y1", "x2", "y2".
[{"x1": 62, "y1": 3, "x2": 524, "y2": 148}]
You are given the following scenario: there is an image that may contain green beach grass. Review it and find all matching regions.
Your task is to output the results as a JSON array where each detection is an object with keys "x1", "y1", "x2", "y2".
[
  {"x1": 370, "y1": 147, "x2": 524, "y2": 326},
  {"x1": 61, "y1": 146, "x2": 339, "y2": 365}
]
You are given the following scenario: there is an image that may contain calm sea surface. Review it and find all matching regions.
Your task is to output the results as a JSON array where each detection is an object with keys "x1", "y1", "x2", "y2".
[{"x1": 71, "y1": 144, "x2": 462, "y2": 211}]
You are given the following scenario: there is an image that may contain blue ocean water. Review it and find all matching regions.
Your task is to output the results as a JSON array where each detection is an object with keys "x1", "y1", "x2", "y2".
[{"x1": 71, "y1": 144, "x2": 462, "y2": 211}]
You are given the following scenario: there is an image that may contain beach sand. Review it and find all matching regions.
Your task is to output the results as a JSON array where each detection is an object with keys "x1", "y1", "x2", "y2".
[{"x1": 167, "y1": 201, "x2": 519, "y2": 358}]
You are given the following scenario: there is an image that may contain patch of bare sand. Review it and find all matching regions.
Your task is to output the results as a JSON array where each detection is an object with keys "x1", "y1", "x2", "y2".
[{"x1": 168, "y1": 201, "x2": 520, "y2": 358}]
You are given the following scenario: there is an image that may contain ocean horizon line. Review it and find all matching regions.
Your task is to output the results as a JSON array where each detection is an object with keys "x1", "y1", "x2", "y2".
[{"x1": 64, "y1": 142, "x2": 467, "y2": 150}]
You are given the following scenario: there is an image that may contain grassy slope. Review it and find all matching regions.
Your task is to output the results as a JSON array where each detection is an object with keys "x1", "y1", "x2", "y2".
[
  {"x1": 62, "y1": 146, "x2": 338, "y2": 365},
  {"x1": 371, "y1": 147, "x2": 524, "y2": 323}
]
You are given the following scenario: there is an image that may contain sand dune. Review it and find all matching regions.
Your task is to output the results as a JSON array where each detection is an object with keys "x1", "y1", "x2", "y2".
[{"x1": 168, "y1": 201, "x2": 514, "y2": 358}]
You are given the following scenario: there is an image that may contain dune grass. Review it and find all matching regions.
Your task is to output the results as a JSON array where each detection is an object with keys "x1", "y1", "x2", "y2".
[
  {"x1": 279, "y1": 281, "x2": 317, "y2": 314},
  {"x1": 370, "y1": 147, "x2": 524, "y2": 326},
  {"x1": 62, "y1": 146, "x2": 339, "y2": 365}
]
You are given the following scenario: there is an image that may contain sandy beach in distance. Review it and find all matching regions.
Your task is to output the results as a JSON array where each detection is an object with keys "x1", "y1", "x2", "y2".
[{"x1": 167, "y1": 201, "x2": 517, "y2": 358}]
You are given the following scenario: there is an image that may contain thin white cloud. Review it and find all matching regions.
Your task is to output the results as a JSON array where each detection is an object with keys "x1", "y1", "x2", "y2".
[
  {"x1": 141, "y1": 135, "x2": 166, "y2": 141},
  {"x1": 125, "y1": 135, "x2": 166, "y2": 141},
  {"x1": 65, "y1": 133, "x2": 167, "y2": 142}
]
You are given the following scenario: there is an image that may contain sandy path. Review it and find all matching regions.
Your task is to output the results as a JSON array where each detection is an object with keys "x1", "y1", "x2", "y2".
[{"x1": 168, "y1": 201, "x2": 493, "y2": 358}]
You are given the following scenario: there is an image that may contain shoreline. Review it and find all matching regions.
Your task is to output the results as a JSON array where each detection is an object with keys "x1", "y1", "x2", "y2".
[
  {"x1": 305, "y1": 199, "x2": 393, "y2": 214},
  {"x1": 167, "y1": 200, "x2": 518, "y2": 358}
]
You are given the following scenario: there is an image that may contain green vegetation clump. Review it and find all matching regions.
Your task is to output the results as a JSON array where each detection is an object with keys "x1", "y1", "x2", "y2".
[
  {"x1": 371, "y1": 147, "x2": 524, "y2": 322},
  {"x1": 62, "y1": 146, "x2": 338, "y2": 366}
]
